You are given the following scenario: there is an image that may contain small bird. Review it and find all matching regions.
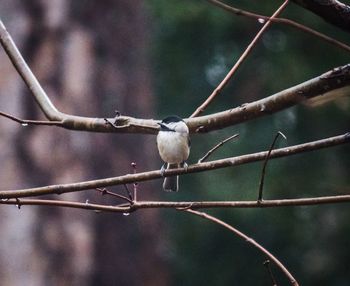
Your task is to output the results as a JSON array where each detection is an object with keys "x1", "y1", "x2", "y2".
[{"x1": 157, "y1": 116, "x2": 190, "y2": 192}]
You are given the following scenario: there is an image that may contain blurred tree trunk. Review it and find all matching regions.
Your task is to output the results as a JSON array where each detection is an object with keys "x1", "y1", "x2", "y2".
[{"x1": 0, "y1": 1, "x2": 168, "y2": 285}]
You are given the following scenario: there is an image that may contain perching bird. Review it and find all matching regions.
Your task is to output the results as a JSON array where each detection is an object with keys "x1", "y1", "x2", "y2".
[{"x1": 157, "y1": 116, "x2": 190, "y2": 192}]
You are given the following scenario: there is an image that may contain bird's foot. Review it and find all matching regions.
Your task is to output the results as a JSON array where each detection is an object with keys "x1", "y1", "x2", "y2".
[
  {"x1": 181, "y1": 161, "x2": 188, "y2": 172},
  {"x1": 160, "y1": 163, "x2": 167, "y2": 177}
]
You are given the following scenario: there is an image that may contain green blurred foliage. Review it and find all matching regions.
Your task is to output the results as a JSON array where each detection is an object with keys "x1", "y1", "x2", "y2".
[{"x1": 147, "y1": 0, "x2": 350, "y2": 285}]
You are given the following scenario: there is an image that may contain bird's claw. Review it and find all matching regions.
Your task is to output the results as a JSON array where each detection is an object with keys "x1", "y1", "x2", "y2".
[
  {"x1": 160, "y1": 163, "x2": 166, "y2": 177},
  {"x1": 181, "y1": 161, "x2": 188, "y2": 172}
]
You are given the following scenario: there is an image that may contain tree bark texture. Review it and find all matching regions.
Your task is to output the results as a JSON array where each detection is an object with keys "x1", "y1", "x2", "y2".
[{"x1": 291, "y1": 0, "x2": 350, "y2": 32}]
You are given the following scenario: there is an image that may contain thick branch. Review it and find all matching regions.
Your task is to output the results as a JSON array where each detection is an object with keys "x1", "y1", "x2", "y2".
[
  {"x1": 188, "y1": 64, "x2": 350, "y2": 133},
  {"x1": 0, "y1": 18, "x2": 349, "y2": 134},
  {"x1": 291, "y1": 0, "x2": 350, "y2": 32},
  {"x1": 0, "y1": 20, "x2": 60, "y2": 120},
  {"x1": 0, "y1": 132, "x2": 348, "y2": 199},
  {"x1": 0, "y1": 19, "x2": 158, "y2": 133}
]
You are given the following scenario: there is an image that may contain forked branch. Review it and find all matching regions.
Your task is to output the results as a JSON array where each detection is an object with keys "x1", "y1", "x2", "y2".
[
  {"x1": 190, "y1": 0, "x2": 290, "y2": 117},
  {"x1": 0, "y1": 18, "x2": 349, "y2": 134},
  {"x1": 207, "y1": 0, "x2": 350, "y2": 52}
]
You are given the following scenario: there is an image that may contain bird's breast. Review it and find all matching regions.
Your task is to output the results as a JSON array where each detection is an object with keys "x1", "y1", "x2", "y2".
[{"x1": 157, "y1": 131, "x2": 190, "y2": 164}]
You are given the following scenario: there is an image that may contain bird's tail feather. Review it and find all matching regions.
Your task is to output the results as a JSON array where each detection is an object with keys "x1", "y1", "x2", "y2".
[{"x1": 163, "y1": 164, "x2": 179, "y2": 192}]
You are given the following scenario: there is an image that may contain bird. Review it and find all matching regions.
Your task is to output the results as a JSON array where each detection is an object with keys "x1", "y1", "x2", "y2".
[{"x1": 156, "y1": 115, "x2": 190, "y2": 192}]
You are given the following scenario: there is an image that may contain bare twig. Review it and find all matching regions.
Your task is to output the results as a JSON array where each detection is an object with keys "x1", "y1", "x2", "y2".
[
  {"x1": 206, "y1": 0, "x2": 350, "y2": 52},
  {"x1": 191, "y1": 0, "x2": 290, "y2": 118},
  {"x1": 0, "y1": 132, "x2": 348, "y2": 199},
  {"x1": 0, "y1": 111, "x2": 63, "y2": 127},
  {"x1": 258, "y1": 132, "x2": 287, "y2": 201},
  {"x1": 264, "y1": 260, "x2": 278, "y2": 286},
  {"x1": 131, "y1": 162, "x2": 138, "y2": 202},
  {"x1": 1, "y1": 198, "x2": 132, "y2": 213},
  {"x1": 198, "y1": 133, "x2": 239, "y2": 163},
  {"x1": 3, "y1": 193, "x2": 350, "y2": 211},
  {"x1": 123, "y1": 184, "x2": 133, "y2": 201},
  {"x1": 96, "y1": 188, "x2": 133, "y2": 204},
  {"x1": 182, "y1": 209, "x2": 299, "y2": 285}
]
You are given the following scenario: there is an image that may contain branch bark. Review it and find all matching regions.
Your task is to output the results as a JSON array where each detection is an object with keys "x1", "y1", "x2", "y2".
[
  {"x1": 0, "y1": 132, "x2": 348, "y2": 199},
  {"x1": 207, "y1": 0, "x2": 350, "y2": 52},
  {"x1": 3, "y1": 193, "x2": 350, "y2": 212},
  {"x1": 1, "y1": 18, "x2": 349, "y2": 134},
  {"x1": 291, "y1": 0, "x2": 350, "y2": 32},
  {"x1": 0, "y1": 18, "x2": 158, "y2": 133},
  {"x1": 188, "y1": 64, "x2": 350, "y2": 133}
]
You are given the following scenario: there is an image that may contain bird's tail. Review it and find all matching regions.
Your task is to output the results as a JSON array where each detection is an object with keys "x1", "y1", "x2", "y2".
[{"x1": 163, "y1": 164, "x2": 179, "y2": 192}]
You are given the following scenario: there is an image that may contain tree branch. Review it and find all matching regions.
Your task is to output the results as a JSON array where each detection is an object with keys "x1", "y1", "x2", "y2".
[
  {"x1": 0, "y1": 20, "x2": 60, "y2": 120},
  {"x1": 0, "y1": 111, "x2": 64, "y2": 127},
  {"x1": 1, "y1": 18, "x2": 349, "y2": 134},
  {"x1": 183, "y1": 209, "x2": 299, "y2": 285},
  {"x1": 207, "y1": 0, "x2": 350, "y2": 52},
  {"x1": 3, "y1": 193, "x2": 350, "y2": 211},
  {"x1": 190, "y1": 0, "x2": 290, "y2": 117},
  {"x1": 0, "y1": 18, "x2": 158, "y2": 133},
  {"x1": 198, "y1": 133, "x2": 239, "y2": 163},
  {"x1": 0, "y1": 132, "x2": 348, "y2": 199},
  {"x1": 291, "y1": 0, "x2": 350, "y2": 32},
  {"x1": 258, "y1": 132, "x2": 287, "y2": 201},
  {"x1": 188, "y1": 64, "x2": 350, "y2": 133}
]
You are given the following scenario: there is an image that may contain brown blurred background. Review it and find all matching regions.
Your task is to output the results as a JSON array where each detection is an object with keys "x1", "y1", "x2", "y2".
[
  {"x1": 1, "y1": 1, "x2": 350, "y2": 285},
  {"x1": 0, "y1": 1, "x2": 168, "y2": 285}
]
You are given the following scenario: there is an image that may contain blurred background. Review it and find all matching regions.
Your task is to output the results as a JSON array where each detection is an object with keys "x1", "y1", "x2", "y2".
[{"x1": 0, "y1": 0, "x2": 349, "y2": 285}]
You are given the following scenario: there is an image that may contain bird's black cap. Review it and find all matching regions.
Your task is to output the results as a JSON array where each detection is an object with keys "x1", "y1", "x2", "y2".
[{"x1": 161, "y1": 115, "x2": 184, "y2": 124}]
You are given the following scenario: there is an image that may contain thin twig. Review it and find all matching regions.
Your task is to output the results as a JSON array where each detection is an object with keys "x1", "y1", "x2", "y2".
[
  {"x1": 123, "y1": 184, "x2": 133, "y2": 201},
  {"x1": 131, "y1": 162, "x2": 138, "y2": 202},
  {"x1": 0, "y1": 132, "x2": 348, "y2": 199},
  {"x1": 258, "y1": 132, "x2": 287, "y2": 201},
  {"x1": 182, "y1": 209, "x2": 299, "y2": 285},
  {"x1": 264, "y1": 260, "x2": 278, "y2": 286},
  {"x1": 206, "y1": 0, "x2": 350, "y2": 53},
  {"x1": 3, "y1": 193, "x2": 350, "y2": 211},
  {"x1": 190, "y1": 0, "x2": 290, "y2": 118},
  {"x1": 15, "y1": 198, "x2": 21, "y2": 209},
  {"x1": 198, "y1": 133, "x2": 239, "y2": 163},
  {"x1": 0, "y1": 111, "x2": 63, "y2": 127},
  {"x1": 95, "y1": 188, "x2": 133, "y2": 204}
]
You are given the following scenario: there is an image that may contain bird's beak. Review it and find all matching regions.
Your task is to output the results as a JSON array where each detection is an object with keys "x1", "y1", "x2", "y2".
[{"x1": 158, "y1": 122, "x2": 175, "y2": 132}]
